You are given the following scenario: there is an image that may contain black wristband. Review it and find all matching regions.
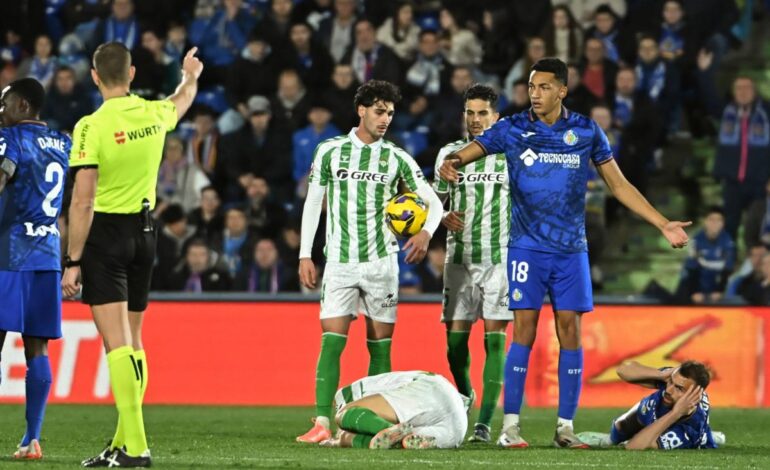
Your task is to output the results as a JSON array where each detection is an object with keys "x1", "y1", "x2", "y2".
[{"x1": 63, "y1": 255, "x2": 81, "y2": 268}]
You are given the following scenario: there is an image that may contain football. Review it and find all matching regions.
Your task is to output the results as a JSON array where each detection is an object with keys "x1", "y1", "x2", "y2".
[{"x1": 385, "y1": 192, "x2": 428, "y2": 238}]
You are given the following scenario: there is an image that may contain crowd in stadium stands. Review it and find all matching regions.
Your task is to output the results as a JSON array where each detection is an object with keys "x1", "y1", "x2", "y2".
[{"x1": 1, "y1": 0, "x2": 768, "y2": 303}]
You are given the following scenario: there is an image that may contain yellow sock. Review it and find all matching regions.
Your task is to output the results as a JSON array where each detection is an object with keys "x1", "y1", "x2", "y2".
[
  {"x1": 107, "y1": 346, "x2": 147, "y2": 456},
  {"x1": 112, "y1": 349, "x2": 148, "y2": 449}
]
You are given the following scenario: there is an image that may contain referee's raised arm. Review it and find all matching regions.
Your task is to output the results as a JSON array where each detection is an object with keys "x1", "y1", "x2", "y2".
[{"x1": 168, "y1": 47, "x2": 204, "y2": 121}]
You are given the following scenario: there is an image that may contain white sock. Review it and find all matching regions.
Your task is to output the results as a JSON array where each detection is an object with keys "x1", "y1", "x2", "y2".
[
  {"x1": 502, "y1": 413, "x2": 520, "y2": 430},
  {"x1": 557, "y1": 417, "x2": 573, "y2": 429},
  {"x1": 316, "y1": 416, "x2": 331, "y2": 429}
]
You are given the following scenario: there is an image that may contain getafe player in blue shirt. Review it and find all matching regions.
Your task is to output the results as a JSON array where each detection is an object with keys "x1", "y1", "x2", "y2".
[
  {"x1": 578, "y1": 360, "x2": 718, "y2": 450},
  {"x1": 0, "y1": 78, "x2": 71, "y2": 460},
  {"x1": 439, "y1": 58, "x2": 691, "y2": 448}
]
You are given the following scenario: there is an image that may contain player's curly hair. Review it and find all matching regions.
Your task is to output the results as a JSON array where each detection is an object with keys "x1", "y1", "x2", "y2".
[
  {"x1": 354, "y1": 80, "x2": 402, "y2": 108},
  {"x1": 678, "y1": 360, "x2": 711, "y2": 389},
  {"x1": 464, "y1": 84, "x2": 498, "y2": 109}
]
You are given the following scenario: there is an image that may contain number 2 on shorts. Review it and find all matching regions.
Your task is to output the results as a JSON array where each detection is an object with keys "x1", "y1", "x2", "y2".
[{"x1": 510, "y1": 260, "x2": 529, "y2": 283}]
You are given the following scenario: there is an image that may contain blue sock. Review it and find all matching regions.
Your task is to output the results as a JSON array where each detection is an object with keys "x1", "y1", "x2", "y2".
[
  {"x1": 609, "y1": 421, "x2": 628, "y2": 444},
  {"x1": 503, "y1": 343, "x2": 531, "y2": 414},
  {"x1": 21, "y1": 355, "x2": 52, "y2": 446},
  {"x1": 557, "y1": 348, "x2": 583, "y2": 420}
]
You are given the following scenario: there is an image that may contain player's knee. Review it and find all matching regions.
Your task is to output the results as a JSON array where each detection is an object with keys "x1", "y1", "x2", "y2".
[
  {"x1": 512, "y1": 325, "x2": 537, "y2": 346},
  {"x1": 555, "y1": 316, "x2": 581, "y2": 342},
  {"x1": 22, "y1": 336, "x2": 48, "y2": 359}
]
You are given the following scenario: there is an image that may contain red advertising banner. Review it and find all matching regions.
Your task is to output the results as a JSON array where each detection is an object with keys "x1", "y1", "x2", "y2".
[{"x1": 1, "y1": 302, "x2": 768, "y2": 407}]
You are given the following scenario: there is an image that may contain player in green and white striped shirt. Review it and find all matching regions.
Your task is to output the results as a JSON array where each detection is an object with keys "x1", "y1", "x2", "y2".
[
  {"x1": 434, "y1": 84, "x2": 511, "y2": 443},
  {"x1": 297, "y1": 80, "x2": 443, "y2": 444}
]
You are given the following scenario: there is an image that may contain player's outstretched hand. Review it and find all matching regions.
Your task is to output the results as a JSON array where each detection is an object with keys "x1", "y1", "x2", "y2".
[
  {"x1": 442, "y1": 211, "x2": 464, "y2": 231},
  {"x1": 182, "y1": 47, "x2": 204, "y2": 80},
  {"x1": 61, "y1": 266, "x2": 81, "y2": 298},
  {"x1": 672, "y1": 385, "x2": 702, "y2": 417},
  {"x1": 438, "y1": 157, "x2": 461, "y2": 183},
  {"x1": 662, "y1": 220, "x2": 692, "y2": 248},
  {"x1": 299, "y1": 258, "x2": 317, "y2": 290},
  {"x1": 404, "y1": 230, "x2": 430, "y2": 264}
]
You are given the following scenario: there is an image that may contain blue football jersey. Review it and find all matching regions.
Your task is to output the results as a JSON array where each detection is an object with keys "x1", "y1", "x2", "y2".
[
  {"x1": 637, "y1": 383, "x2": 716, "y2": 450},
  {"x1": 0, "y1": 122, "x2": 71, "y2": 271},
  {"x1": 475, "y1": 108, "x2": 613, "y2": 253}
]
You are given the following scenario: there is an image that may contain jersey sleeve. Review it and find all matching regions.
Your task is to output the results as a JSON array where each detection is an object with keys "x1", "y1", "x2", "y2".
[
  {"x1": 395, "y1": 149, "x2": 430, "y2": 193},
  {"x1": 433, "y1": 145, "x2": 452, "y2": 194},
  {"x1": 154, "y1": 100, "x2": 178, "y2": 132},
  {"x1": 590, "y1": 120, "x2": 614, "y2": 165},
  {"x1": 69, "y1": 116, "x2": 101, "y2": 168},
  {"x1": 307, "y1": 141, "x2": 333, "y2": 186},
  {"x1": 474, "y1": 117, "x2": 513, "y2": 156},
  {"x1": 0, "y1": 128, "x2": 21, "y2": 178},
  {"x1": 657, "y1": 423, "x2": 703, "y2": 450}
]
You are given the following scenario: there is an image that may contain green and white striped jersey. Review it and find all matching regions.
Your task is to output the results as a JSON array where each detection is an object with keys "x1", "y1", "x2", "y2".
[
  {"x1": 434, "y1": 139, "x2": 510, "y2": 265},
  {"x1": 309, "y1": 129, "x2": 431, "y2": 263}
]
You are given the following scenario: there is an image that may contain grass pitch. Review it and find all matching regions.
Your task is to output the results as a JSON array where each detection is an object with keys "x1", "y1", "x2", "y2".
[{"x1": 0, "y1": 405, "x2": 768, "y2": 468}]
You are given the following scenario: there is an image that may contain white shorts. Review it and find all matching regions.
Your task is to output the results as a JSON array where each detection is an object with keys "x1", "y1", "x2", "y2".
[
  {"x1": 379, "y1": 374, "x2": 468, "y2": 449},
  {"x1": 320, "y1": 254, "x2": 399, "y2": 323},
  {"x1": 442, "y1": 263, "x2": 512, "y2": 323}
]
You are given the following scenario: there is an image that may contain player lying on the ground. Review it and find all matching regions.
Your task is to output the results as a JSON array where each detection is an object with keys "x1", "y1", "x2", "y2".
[
  {"x1": 578, "y1": 360, "x2": 721, "y2": 450},
  {"x1": 319, "y1": 371, "x2": 469, "y2": 449}
]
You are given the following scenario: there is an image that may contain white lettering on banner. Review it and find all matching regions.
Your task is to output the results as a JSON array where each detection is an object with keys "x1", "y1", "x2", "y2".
[
  {"x1": 94, "y1": 348, "x2": 110, "y2": 398},
  {"x1": 0, "y1": 333, "x2": 26, "y2": 397},
  {"x1": 54, "y1": 321, "x2": 101, "y2": 397}
]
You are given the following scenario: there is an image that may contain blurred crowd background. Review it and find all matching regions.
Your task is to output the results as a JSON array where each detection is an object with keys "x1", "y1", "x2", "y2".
[{"x1": 4, "y1": 0, "x2": 769, "y2": 304}]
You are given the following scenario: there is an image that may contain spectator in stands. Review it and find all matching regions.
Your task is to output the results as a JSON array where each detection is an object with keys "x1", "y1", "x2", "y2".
[
  {"x1": 0, "y1": 29, "x2": 23, "y2": 66},
  {"x1": 292, "y1": 99, "x2": 340, "y2": 195},
  {"x1": 57, "y1": 33, "x2": 91, "y2": 84},
  {"x1": 259, "y1": 0, "x2": 296, "y2": 47},
  {"x1": 154, "y1": 204, "x2": 196, "y2": 290},
  {"x1": 553, "y1": 0, "x2": 627, "y2": 30},
  {"x1": 506, "y1": 36, "x2": 547, "y2": 89},
  {"x1": 477, "y1": 7, "x2": 521, "y2": 88},
  {"x1": 585, "y1": 4, "x2": 632, "y2": 64},
  {"x1": 744, "y1": 179, "x2": 770, "y2": 250},
  {"x1": 41, "y1": 66, "x2": 92, "y2": 132},
  {"x1": 17, "y1": 34, "x2": 58, "y2": 90},
  {"x1": 635, "y1": 35, "x2": 670, "y2": 105},
  {"x1": 563, "y1": 62, "x2": 597, "y2": 115},
  {"x1": 609, "y1": 67, "x2": 662, "y2": 198},
  {"x1": 676, "y1": 206, "x2": 736, "y2": 304},
  {"x1": 438, "y1": 8, "x2": 481, "y2": 68},
  {"x1": 736, "y1": 248, "x2": 770, "y2": 305},
  {"x1": 376, "y1": 1, "x2": 419, "y2": 62},
  {"x1": 587, "y1": 104, "x2": 614, "y2": 288},
  {"x1": 709, "y1": 76, "x2": 770, "y2": 240},
  {"x1": 213, "y1": 206, "x2": 258, "y2": 280},
  {"x1": 226, "y1": 33, "x2": 279, "y2": 117},
  {"x1": 164, "y1": 21, "x2": 189, "y2": 63},
  {"x1": 244, "y1": 176, "x2": 288, "y2": 239},
  {"x1": 293, "y1": 0, "x2": 333, "y2": 30},
  {"x1": 170, "y1": 238, "x2": 231, "y2": 292},
  {"x1": 318, "y1": 0, "x2": 358, "y2": 63},
  {"x1": 405, "y1": 30, "x2": 453, "y2": 101},
  {"x1": 188, "y1": 0, "x2": 256, "y2": 84},
  {"x1": 416, "y1": 239, "x2": 445, "y2": 293},
  {"x1": 270, "y1": 69, "x2": 312, "y2": 135},
  {"x1": 542, "y1": 5, "x2": 584, "y2": 65},
  {"x1": 157, "y1": 135, "x2": 210, "y2": 213},
  {"x1": 727, "y1": 244, "x2": 766, "y2": 301},
  {"x1": 322, "y1": 63, "x2": 358, "y2": 132},
  {"x1": 580, "y1": 37, "x2": 618, "y2": 101},
  {"x1": 93, "y1": 0, "x2": 140, "y2": 50},
  {"x1": 189, "y1": 186, "x2": 225, "y2": 244},
  {"x1": 234, "y1": 238, "x2": 299, "y2": 292},
  {"x1": 185, "y1": 106, "x2": 220, "y2": 179},
  {"x1": 342, "y1": 18, "x2": 402, "y2": 86},
  {"x1": 283, "y1": 21, "x2": 334, "y2": 91},
  {"x1": 430, "y1": 65, "x2": 474, "y2": 145},
  {"x1": 501, "y1": 79, "x2": 529, "y2": 117},
  {"x1": 136, "y1": 29, "x2": 180, "y2": 97}
]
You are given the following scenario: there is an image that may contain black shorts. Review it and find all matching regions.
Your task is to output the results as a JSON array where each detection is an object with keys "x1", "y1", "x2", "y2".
[{"x1": 81, "y1": 212, "x2": 156, "y2": 311}]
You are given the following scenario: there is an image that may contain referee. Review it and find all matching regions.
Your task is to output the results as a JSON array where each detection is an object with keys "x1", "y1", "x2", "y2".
[{"x1": 62, "y1": 42, "x2": 202, "y2": 467}]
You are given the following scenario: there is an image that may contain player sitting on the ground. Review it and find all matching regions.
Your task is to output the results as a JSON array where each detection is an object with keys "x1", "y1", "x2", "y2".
[
  {"x1": 578, "y1": 360, "x2": 719, "y2": 450},
  {"x1": 321, "y1": 371, "x2": 469, "y2": 449}
]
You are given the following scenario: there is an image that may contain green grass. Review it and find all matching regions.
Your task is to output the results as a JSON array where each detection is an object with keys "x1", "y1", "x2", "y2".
[{"x1": 1, "y1": 405, "x2": 768, "y2": 468}]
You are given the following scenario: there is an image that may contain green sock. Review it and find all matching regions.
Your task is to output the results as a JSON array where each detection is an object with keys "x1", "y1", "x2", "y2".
[
  {"x1": 352, "y1": 434, "x2": 374, "y2": 448},
  {"x1": 366, "y1": 338, "x2": 392, "y2": 376},
  {"x1": 112, "y1": 349, "x2": 147, "y2": 449},
  {"x1": 340, "y1": 407, "x2": 393, "y2": 435},
  {"x1": 446, "y1": 330, "x2": 472, "y2": 396},
  {"x1": 478, "y1": 332, "x2": 506, "y2": 426},
  {"x1": 107, "y1": 347, "x2": 147, "y2": 456},
  {"x1": 315, "y1": 333, "x2": 347, "y2": 419}
]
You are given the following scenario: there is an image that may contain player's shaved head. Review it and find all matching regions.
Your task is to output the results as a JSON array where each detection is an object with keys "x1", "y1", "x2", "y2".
[
  {"x1": 678, "y1": 361, "x2": 711, "y2": 389},
  {"x1": 92, "y1": 42, "x2": 132, "y2": 87},
  {"x1": 2, "y1": 78, "x2": 45, "y2": 114}
]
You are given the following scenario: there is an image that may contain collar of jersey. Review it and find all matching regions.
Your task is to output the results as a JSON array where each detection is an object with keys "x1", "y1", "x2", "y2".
[
  {"x1": 100, "y1": 94, "x2": 139, "y2": 109},
  {"x1": 348, "y1": 128, "x2": 383, "y2": 151},
  {"x1": 527, "y1": 105, "x2": 570, "y2": 127}
]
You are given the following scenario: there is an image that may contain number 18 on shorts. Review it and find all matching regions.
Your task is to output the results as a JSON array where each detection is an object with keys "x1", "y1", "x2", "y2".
[{"x1": 507, "y1": 247, "x2": 593, "y2": 313}]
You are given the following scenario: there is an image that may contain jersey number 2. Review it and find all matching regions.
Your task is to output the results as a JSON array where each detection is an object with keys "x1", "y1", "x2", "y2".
[{"x1": 43, "y1": 162, "x2": 64, "y2": 217}]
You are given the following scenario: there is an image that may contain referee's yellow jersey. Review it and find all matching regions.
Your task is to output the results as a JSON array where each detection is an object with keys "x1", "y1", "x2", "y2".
[{"x1": 69, "y1": 95, "x2": 177, "y2": 213}]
